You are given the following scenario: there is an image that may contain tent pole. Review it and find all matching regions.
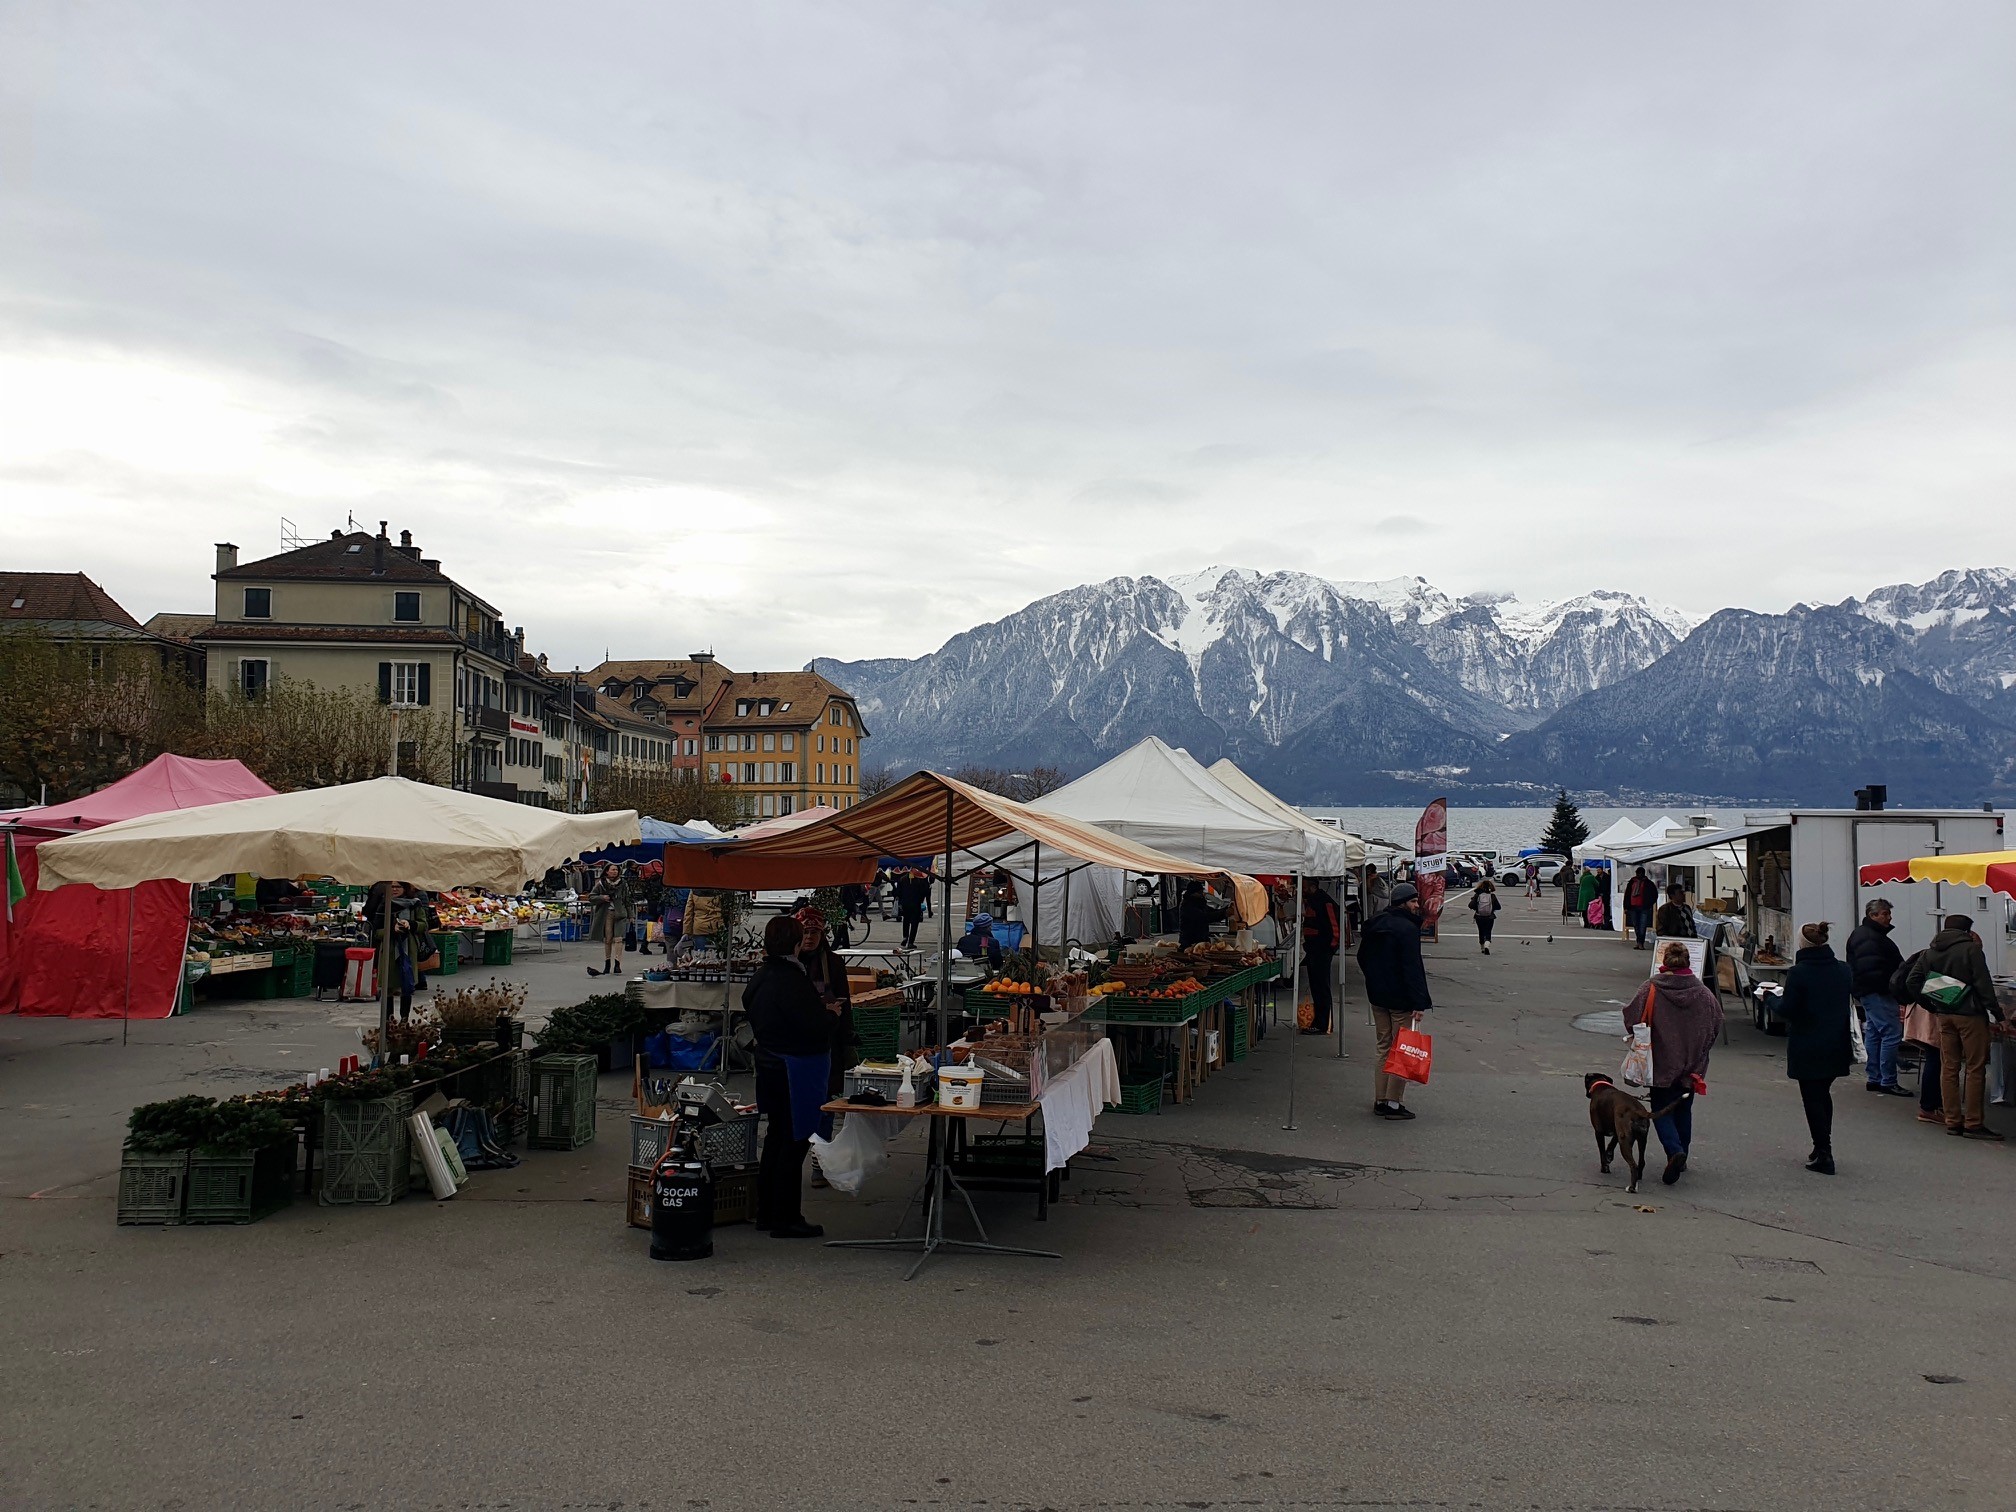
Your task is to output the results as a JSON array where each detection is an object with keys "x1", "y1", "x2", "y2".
[
  {"x1": 1062, "y1": 866, "x2": 1072, "y2": 958},
  {"x1": 1337, "y1": 875, "x2": 1348, "y2": 1060},
  {"x1": 122, "y1": 888, "x2": 134, "y2": 1047},
  {"x1": 1029, "y1": 842, "x2": 1040, "y2": 958},
  {"x1": 1284, "y1": 873, "x2": 1303, "y2": 1130},
  {"x1": 377, "y1": 881, "x2": 395, "y2": 1064}
]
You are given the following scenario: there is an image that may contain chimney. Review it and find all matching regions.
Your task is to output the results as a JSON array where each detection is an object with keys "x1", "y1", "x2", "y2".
[
  {"x1": 215, "y1": 542, "x2": 238, "y2": 574},
  {"x1": 372, "y1": 524, "x2": 387, "y2": 576},
  {"x1": 421, "y1": 558, "x2": 440, "y2": 571},
  {"x1": 514, "y1": 626, "x2": 525, "y2": 656},
  {"x1": 330, "y1": 529, "x2": 344, "y2": 540},
  {"x1": 691, "y1": 651, "x2": 715, "y2": 664}
]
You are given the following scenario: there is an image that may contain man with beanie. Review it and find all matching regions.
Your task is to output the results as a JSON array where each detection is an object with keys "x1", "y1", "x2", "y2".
[
  {"x1": 1357, "y1": 882, "x2": 1432, "y2": 1120},
  {"x1": 1907, "y1": 915, "x2": 2005, "y2": 1139}
]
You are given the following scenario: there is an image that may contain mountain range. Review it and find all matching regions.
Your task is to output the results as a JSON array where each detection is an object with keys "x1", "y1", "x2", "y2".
[{"x1": 810, "y1": 567, "x2": 2016, "y2": 806}]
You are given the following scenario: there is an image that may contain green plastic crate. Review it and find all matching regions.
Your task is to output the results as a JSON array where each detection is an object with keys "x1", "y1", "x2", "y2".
[
  {"x1": 1115, "y1": 1077, "x2": 1164, "y2": 1115},
  {"x1": 117, "y1": 1148, "x2": 189, "y2": 1224},
  {"x1": 482, "y1": 928, "x2": 515, "y2": 966},
  {"x1": 280, "y1": 954, "x2": 313, "y2": 997},
  {"x1": 530, "y1": 1054, "x2": 597, "y2": 1149},
  {"x1": 185, "y1": 1143, "x2": 295, "y2": 1223},
  {"x1": 319, "y1": 1090, "x2": 413, "y2": 1206},
  {"x1": 433, "y1": 931, "x2": 460, "y2": 976},
  {"x1": 1226, "y1": 1005, "x2": 1251, "y2": 1062}
]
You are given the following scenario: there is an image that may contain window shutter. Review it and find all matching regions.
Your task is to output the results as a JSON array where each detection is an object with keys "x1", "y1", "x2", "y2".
[
  {"x1": 378, "y1": 662, "x2": 392, "y2": 704},
  {"x1": 417, "y1": 663, "x2": 431, "y2": 705},
  {"x1": 226, "y1": 658, "x2": 240, "y2": 695}
]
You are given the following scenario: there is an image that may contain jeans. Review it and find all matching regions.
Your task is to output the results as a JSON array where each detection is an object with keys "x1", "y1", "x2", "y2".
[
  {"x1": 1651, "y1": 1080, "x2": 1694, "y2": 1157},
  {"x1": 1920, "y1": 1044, "x2": 1943, "y2": 1114},
  {"x1": 1625, "y1": 906, "x2": 1653, "y2": 946},
  {"x1": 1305, "y1": 947, "x2": 1335, "y2": 1032},
  {"x1": 1798, "y1": 1077, "x2": 1836, "y2": 1157},
  {"x1": 1857, "y1": 994, "x2": 1902, "y2": 1088},
  {"x1": 1938, "y1": 1015, "x2": 1991, "y2": 1130}
]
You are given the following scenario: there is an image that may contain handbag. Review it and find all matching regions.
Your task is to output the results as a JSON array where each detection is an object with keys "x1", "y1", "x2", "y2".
[
  {"x1": 1620, "y1": 983, "x2": 1655, "y2": 1087},
  {"x1": 623, "y1": 922, "x2": 639, "y2": 952},
  {"x1": 1382, "y1": 1021, "x2": 1432, "y2": 1084}
]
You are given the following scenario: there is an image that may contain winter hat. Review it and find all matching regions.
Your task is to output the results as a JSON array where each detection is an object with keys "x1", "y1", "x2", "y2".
[
  {"x1": 794, "y1": 906, "x2": 827, "y2": 941},
  {"x1": 1389, "y1": 883, "x2": 1420, "y2": 905},
  {"x1": 1800, "y1": 922, "x2": 1830, "y2": 947}
]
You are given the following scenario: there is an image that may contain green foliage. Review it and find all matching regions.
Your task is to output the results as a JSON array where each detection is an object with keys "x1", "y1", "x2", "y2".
[
  {"x1": 533, "y1": 992, "x2": 647, "y2": 1054},
  {"x1": 126, "y1": 1094, "x2": 293, "y2": 1152},
  {"x1": 1540, "y1": 788, "x2": 1590, "y2": 857}
]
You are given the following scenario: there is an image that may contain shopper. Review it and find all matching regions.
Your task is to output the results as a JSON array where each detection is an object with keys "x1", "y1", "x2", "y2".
[
  {"x1": 893, "y1": 868, "x2": 931, "y2": 951},
  {"x1": 1557, "y1": 862, "x2": 1580, "y2": 918},
  {"x1": 1776, "y1": 922, "x2": 1854, "y2": 1174},
  {"x1": 1358, "y1": 882, "x2": 1431, "y2": 1120},
  {"x1": 1621, "y1": 868, "x2": 1658, "y2": 949},
  {"x1": 1576, "y1": 865, "x2": 1604, "y2": 928},
  {"x1": 955, "y1": 913, "x2": 1003, "y2": 969},
  {"x1": 1525, "y1": 861, "x2": 1541, "y2": 900},
  {"x1": 744, "y1": 913, "x2": 838, "y2": 1237},
  {"x1": 1654, "y1": 882, "x2": 1696, "y2": 939},
  {"x1": 364, "y1": 881, "x2": 430, "y2": 1022},
  {"x1": 1846, "y1": 898, "x2": 1908, "y2": 1096},
  {"x1": 1902, "y1": 977, "x2": 1944, "y2": 1125},
  {"x1": 1301, "y1": 884, "x2": 1342, "y2": 1035},
  {"x1": 1468, "y1": 877, "x2": 1500, "y2": 955},
  {"x1": 584, "y1": 861, "x2": 630, "y2": 978},
  {"x1": 1907, "y1": 915, "x2": 2005, "y2": 1140},
  {"x1": 1622, "y1": 940, "x2": 1723, "y2": 1184}
]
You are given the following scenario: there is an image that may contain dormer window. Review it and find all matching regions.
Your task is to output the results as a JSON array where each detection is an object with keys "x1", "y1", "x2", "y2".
[
  {"x1": 736, "y1": 700, "x2": 751, "y2": 716},
  {"x1": 758, "y1": 700, "x2": 774, "y2": 716}
]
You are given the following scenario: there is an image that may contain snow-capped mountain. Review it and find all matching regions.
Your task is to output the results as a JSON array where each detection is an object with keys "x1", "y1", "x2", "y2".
[
  {"x1": 816, "y1": 565, "x2": 2016, "y2": 804},
  {"x1": 1845, "y1": 568, "x2": 2016, "y2": 720}
]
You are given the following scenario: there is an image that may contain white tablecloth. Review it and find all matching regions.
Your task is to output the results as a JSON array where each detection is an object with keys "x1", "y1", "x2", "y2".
[
  {"x1": 1038, "y1": 1037, "x2": 1121, "y2": 1173},
  {"x1": 628, "y1": 977, "x2": 747, "y2": 1012}
]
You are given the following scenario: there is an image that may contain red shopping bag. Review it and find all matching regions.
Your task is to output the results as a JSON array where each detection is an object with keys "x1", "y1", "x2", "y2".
[{"x1": 1382, "y1": 1025, "x2": 1433, "y2": 1085}]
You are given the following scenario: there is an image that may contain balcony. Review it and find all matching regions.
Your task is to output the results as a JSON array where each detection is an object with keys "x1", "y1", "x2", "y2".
[
  {"x1": 466, "y1": 704, "x2": 509, "y2": 735},
  {"x1": 470, "y1": 780, "x2": 521, "y2": 802},
  {"x1": 462, "y1": 627, "x2": 519, "y2": 665}
]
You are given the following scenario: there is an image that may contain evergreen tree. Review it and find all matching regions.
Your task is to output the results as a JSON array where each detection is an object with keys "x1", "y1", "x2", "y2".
[{"x1": 1539, "y1": 788, "x2": 1589, "y2": 857}]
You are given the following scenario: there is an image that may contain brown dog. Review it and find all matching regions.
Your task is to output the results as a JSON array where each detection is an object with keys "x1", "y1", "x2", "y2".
[{"x1": 1584, "y1": 1073, "x2": 1684, "y2": 1193}]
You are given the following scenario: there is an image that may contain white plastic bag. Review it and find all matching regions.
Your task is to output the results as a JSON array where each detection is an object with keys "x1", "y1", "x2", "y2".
[
  {"x1": 1619, "y1": 1025, "x2": 1654, "y2": 1088},
  {"x1": 809, "y1": 1115, "x2": 890, "y2": 1196}
]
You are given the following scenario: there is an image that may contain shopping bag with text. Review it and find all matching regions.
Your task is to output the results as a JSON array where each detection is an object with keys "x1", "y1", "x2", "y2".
[{"x1": 1382, "y1": 1026, "x2": 1433, "y2": 1085}]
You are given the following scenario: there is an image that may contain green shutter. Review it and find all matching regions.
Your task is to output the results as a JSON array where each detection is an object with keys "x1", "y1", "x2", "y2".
[
  {"x1": 417, "y1": 663, "x2": 431, "y2": 706},
  {"x1": 377, "y1": 663, "x2": 392, "y2": 704}
]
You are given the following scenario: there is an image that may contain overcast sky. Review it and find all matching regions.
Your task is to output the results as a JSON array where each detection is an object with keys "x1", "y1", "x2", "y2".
[{"x1": 3, "y1": 2, "x2": 2012, "y2": 670}]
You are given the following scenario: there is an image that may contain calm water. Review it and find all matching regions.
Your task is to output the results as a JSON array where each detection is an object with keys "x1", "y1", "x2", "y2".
[{"x1": 1304, "y1": 805, "x2": 1753, "y2": 859}]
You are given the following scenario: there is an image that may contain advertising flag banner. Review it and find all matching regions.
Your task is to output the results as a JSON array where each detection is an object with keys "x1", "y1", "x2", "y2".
[{"x1": 1415, "y1": 798, "x2": 1448, "y2": 936}]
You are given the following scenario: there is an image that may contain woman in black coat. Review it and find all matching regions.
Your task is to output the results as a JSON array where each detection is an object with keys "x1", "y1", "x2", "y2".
[
  {"x1": 742, "y1": 913, "x2": 838, "y2": 1237},
  {"x1": 1778, "y1": 922, "x2": 1855, "y2": 1174}
]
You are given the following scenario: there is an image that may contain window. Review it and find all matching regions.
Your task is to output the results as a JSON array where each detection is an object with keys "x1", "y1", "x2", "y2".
[
  {"x1": 684, "y1": 739, "x2": 697, "y2": 756},
  {"x1": 242, "y1": 587, "x2": 271, "y2": 619},
  {"x1": 240, "y1": 658, "x2": 270, "y2": 699},
  {"x1": 761, "y1": 733, "x2": 775, "y2": 752},
  {"x1": 389, "y1": 661, "x2": 426, "y2": 705},
  {"x1": 816, "y1": 734, "x2": 826, "y2": 753},
  {"x1": 815, "y1": 762, "x2": 825, "y2": 783},
  {"x1": 758, "y1": 700, "x2": 773, "y2": 716},
  {"x1": 705, "y1": 733, "x2": 721, "y2": 751},
  {"x1": 779, "y1": 762, "x2": 795, "y2": 782},
  {"x1": 761, "y1": 795, "x2": 777, "y2": 817},
  {"x1": 781, "y1": 733, "x2": 794, "y2": 752},
  {"x1": 707, "y1": 762, "x2": 720, "y2": 780},
  {"x1": 736, "y1": 700, "x2": 751, "y2": 716},
  {"x1": 780, "y1": 795, "x2": 794, "y2": 815},
  {"x1": 847, "y1": 738, "x2": 855, "y2": 755},
  {"x1": 393, "y1": 591, "x2": 420, "y2": 622},
  {"x1": 741, "y1": 763, "x2": 758, "y2": 783},
  {"x1": 830, "y1": 707, "x2": 841, "y2": 725},
  {"x1": 762, "y1": 762, "x2": 777, "y2": 782}
]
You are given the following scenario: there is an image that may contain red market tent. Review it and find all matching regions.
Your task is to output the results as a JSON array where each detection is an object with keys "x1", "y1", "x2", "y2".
[{"x1": 1, "y1": 755, "x2": 276, "y2": 1020}]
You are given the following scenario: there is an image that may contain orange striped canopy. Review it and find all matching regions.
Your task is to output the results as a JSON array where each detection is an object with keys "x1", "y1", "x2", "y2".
[
  {"x1": 1859, "y1": 850, "x2": 2016, "y2": 899},
  {"x1": 660, "y1": 769, "x2": 1268, "y2": 923}
]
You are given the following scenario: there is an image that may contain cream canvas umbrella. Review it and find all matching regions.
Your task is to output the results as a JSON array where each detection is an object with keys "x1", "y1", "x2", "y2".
[{"x1": 37, "y1": 777, "x2": 639, "y2": 1048}]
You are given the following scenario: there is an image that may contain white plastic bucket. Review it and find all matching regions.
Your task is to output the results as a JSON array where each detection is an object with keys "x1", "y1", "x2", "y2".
[{"x1": 937, "y1": 1064, "x2": 984, "y2": 1110}]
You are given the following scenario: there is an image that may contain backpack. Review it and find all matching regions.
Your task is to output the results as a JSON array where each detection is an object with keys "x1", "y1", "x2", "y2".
[
  {"x1": 1890, "y1": 948, "x2": 1926, "y2": 1007},
  {"x1": 1474, "y1": 892, "x2": 1497, "y2": 917}
]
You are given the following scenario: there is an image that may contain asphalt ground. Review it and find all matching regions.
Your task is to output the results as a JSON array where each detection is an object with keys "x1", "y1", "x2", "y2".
[{"x1": 4, "y1": 893, "x2": 2016, "y2": 1511}]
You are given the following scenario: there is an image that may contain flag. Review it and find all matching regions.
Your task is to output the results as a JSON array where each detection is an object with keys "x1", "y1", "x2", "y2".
[
  {"x1": 1414, "y1": 797, "x2": 1448, "y2": 936},
  {"x1": 5, "y1": 832, "x2": 24, "y2": 923}
]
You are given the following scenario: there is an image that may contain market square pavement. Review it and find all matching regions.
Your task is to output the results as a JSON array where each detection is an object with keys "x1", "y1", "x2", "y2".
[{"x1": 5, "y1": 891, "x2": 2016, "y2": 1511}]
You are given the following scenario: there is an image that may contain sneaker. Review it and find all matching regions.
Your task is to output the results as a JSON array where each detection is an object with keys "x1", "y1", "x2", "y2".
[
  {"x1": 1918, "y1": 1109, "x2": 1945, "y2": 1123},
  {"x1": 1878, "y1": 1084, "x2": 1913, "y2": 1097},
  {"x1": 1805, "y1": 1156, "x2": 1836, "y2": 1175},
  {"x1": 1382, "y1": 1103, "x2": 1417, "y2": 1121},
  {"x1": 1965, "y1": 1126, "x2": 2006, "y2": 1142},
  {"x1": 1947, "y1": 1125, "x2": 1968, "y2": 1136}
]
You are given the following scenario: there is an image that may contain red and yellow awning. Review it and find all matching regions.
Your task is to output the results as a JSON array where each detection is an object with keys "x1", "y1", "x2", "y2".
[{"x1": 1858, "y1": 851, "x2": 2016, "y2": 898}]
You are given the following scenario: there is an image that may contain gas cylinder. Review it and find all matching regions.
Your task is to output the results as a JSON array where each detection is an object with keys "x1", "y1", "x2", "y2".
[{"x1": 649, "y1": 1129, "x2": 714, "y2": 1262}]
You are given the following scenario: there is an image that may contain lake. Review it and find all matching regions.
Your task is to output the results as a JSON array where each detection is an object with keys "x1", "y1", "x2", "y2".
[{"x1": 1304, "y1": 805, "x2": 1755, "y2": 859}]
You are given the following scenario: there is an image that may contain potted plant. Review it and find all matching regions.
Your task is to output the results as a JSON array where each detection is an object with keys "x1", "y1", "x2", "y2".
[{"x1": 433, "y1": 980, "x2": 527, "y2": 1051}]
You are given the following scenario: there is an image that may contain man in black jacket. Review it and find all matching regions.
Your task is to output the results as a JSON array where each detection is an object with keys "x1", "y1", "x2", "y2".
[
  {"x1": 1845, "y1": 898, "x2": 1908, "y2": 1096},
  {"x1": 1357, "y1": 882, "x2": 1431, "y2": 1120},
  {"x1": 1301, "y1": 884, "x2": 1342, "y2": 1036},
  {"x1": 743, "y1": 914, "x2": 839, "y2": 1236}
]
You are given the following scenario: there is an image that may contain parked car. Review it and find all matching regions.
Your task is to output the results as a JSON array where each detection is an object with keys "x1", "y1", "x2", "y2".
[{"x1": 1500, "y1": 854, "x2": 1568, "y2": 887}]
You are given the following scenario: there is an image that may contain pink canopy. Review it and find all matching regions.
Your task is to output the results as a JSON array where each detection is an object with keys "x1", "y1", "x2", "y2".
[{"x1": 2, "y1": 755, "x2": 277, "y2": 1020}]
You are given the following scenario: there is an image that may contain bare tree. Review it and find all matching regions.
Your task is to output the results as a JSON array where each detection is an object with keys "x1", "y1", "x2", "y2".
[
  {"x1": 589, "y1": 765, "x2": 749, "y2": 829},
  {"x1": 949, "y1": 763, "x2": 1072, "y2": 803},
  {"x1": 857, "y1": 765, "x2": 896, "y2": 798}
]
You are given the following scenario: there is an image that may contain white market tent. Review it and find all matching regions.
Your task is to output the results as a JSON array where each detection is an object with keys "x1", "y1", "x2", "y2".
[
  {"x1": 1583, "y1": 816, "x2": 1654, "y2": 857},
  {"x1": 35, "y1": 777, "x2": 639, "y2": 896},
  {"x1": 35, "y1": 777, "x2": 640, "y2": 1045},
  {"x1": 1206, "y1": 758, "x2": 1368, "y2": 869}
]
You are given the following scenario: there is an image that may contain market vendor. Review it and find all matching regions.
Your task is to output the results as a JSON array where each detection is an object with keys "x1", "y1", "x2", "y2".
[
  {"x1": 254, "y1": 874, "x2": 316, "y2": 912},
  {"x1": 795, "y1": 906, "x2": 856, "y2": 1096},
  {"x1": 743, "y1": 913, "x2": 838, "y2": 1239},
  {"x1": 1178, "y1": 880, "x2": 1229, "y2": 947},
  {"x1": 955, "y1": 913, "x2": 1003, "y2": 969}
]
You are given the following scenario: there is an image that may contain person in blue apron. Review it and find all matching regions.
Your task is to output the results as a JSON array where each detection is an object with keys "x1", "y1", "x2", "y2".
[{"x1": 742, "y1": 913, "x2": 839, "y2": 1238}]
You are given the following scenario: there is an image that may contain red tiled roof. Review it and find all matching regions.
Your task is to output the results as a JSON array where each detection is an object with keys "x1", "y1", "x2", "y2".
[{"x1": 2, "y1": 572, "x2": 142, "y2": 629}]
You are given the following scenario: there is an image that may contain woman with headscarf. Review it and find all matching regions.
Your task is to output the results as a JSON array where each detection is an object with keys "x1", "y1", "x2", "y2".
[
  {"x1": 1779, "y1": 921, "x2": 1855, "y2": 1174},
  {"x1": 795, "y1": 906, "x2": 856, "y2": 1094},
  {"x1": 1622, "y1": 939, "x2": 1725, "y2": 1185},
  {"x1": 742, "y1": 914, "x2": 839, "y2": 1237}
]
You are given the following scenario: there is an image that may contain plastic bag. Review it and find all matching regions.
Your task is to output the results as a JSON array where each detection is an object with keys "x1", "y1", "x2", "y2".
[
  {"x1": 1382, "y1": 1025, "x2": 1433, "y2": 1085},
  {"x1": 1620, "y1": 1025, "x2": 1654, "y2": 1088},
  {"x1": 808, "y1": 1115, "x2": 889, "y2": 1196}
]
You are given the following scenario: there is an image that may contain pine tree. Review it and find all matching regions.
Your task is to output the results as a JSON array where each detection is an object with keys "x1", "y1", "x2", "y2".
[{"x1": 1539, "y1": 788, "x2": 1589, "y2": 857}]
